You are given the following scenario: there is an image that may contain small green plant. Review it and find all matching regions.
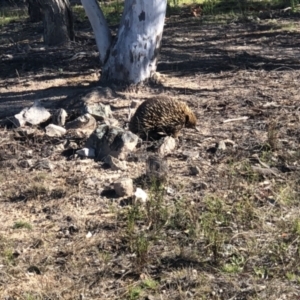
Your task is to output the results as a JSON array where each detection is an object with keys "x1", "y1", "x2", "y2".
[
  {"x1": 98, "y1": 250, "x2": 112, "y2": 264},
  {"x1": 286, "y1": 272, "x2": 300, "y2": 283},
  {"x1": 222, "y1": 255, "x2": 245, "y2": 274},
  {"x1": 100, "y1": 0, "x2": 124, "y2": 25},
  {"x1": 202, "y1": 0, "x2": 218, "y2": 15},
  {"x1": 127, "y1": 278, "x2": 158, "y2": 300},
  {"x1": 199, "y1": 195, "x2": 231, "y2": 263},
  {"x1": 72, "y1": 5, "x2": 87, "y2": 22},
  {"x1": 293, "y1": 218, "x2": 300, "y2": 235},
  {"x1": 13, "y1": 221, "x2": 32, "y2": 230},
  {"x1": 127, "y1": 203, "x2": 143, "y2": 236},
  {"x1": 24, "y1": 293, "x2": 38, "y2": 300},
  {"x1": 141, "y1": 278, "x2": 158, "y2": 290},
  {"x1": 134, "y1": 233, "x2": 150, "y2": 267},
  {"x1": 0, "y1": 7, "x2": 27, "y2": 26},
  {"x1": 238, "y1": 161, "x2": 262, "y2": 183},
  {"x1": 128, "y1": 286, "x2": 142, "y2": 300},
  {"x1": 254, "y1": 267, "x2": 268, "y2": 279},
  {"x1": 277, "y1": 185, "x2": 297, "y2": 206},
  {"x1": 3, "y1": 249, "x2": 16, "y2": 265},
  {"x1": 145, "y1": 180, "x2": 169, "y2": 232}
]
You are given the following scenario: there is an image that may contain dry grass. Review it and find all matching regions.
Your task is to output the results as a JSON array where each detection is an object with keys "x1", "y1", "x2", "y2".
[{"x1": 1, "y1": 1, "x2": 300, "y2": 299}]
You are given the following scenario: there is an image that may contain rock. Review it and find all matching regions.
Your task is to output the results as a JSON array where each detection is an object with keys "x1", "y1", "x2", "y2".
[
  {"x1": 45, "y1": 124, "x2": 67, "y2": 137},
  {"x1": 86, "y1": 231, "x2": 93, "y2": 238},
  {"x1": 76, "y1": 148, "x2": 96, "y2": 158},
  {"x1": 146, "y1": 155, "x2": 168, "y2": 184},
  {"x1": 85, "y1": 124, "x2": 139, "y2": 161},
  {"x1": 134, "y1": 188, "x2": 148, "y2": 203},
  {"x1": 25, "y1": 150, "x2": 33, "y2": 158},
  {"x1": 182, "y1": 150, "x2": 199, "y2": 159},
  {"x1": 218, "y1": 140, "x2": 226, "y2": 150},
  {"x1": 103, "y1": 118, "x2": 120, "y2": 127},
  {"x1": 66, "y1": 113, "x2": 96, "y2": 135},
  {"x1": 13, "y1": 102, "x2": 51, "y2": 127},
  {"x1": 13, "y1": 110, "x2": 27, "y2": 127},
  {"x1": 166, "y1": 186, "x2": 175, "y2": 195},
  {"x1": 83, "y1": 102, "x2": 113, "y2": 121},
  {"x1": 114, "y1": 178, "x2": 133, "y2": 197},
  {"x1": 54, "y1": 143, "x2": 65, "y2": 152},
  {"x1": 157, "y1": 136, "x2": 176, "y2": 156},
  {"x1": 190, "y1": 165, "x2": 200, "y2": 175},
  {"x1": 52, "y1": 108, "x2": 68, "y2": 126},
  {"x1": 18, "y1": 159, "x2": 33, "y2": 168},
  {"x1": 104, "y1": 155, "x2": 127, "y2": 171}
]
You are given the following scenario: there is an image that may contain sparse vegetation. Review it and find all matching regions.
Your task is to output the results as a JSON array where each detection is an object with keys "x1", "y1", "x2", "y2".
[
  {"x1": 13, "y1": 221, "x2": 32, "y2": 230},
  {"x1": 1, "y1": 0, "x2": 300, "y2": 299}
]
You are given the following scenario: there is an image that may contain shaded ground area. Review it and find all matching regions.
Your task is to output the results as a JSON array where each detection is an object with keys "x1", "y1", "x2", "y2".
[{"x1": 1, "y1": 3, "x2": 300, "y2": 300}]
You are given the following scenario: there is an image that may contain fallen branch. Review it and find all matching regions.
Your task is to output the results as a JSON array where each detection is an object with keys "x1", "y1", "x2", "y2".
[{"x1": 223, "y1": 116, "x2": 249, "y2": 123}]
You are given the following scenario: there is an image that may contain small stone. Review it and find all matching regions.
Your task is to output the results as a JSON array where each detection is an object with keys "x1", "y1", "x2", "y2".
[
  {"x1": 14, "y1": 102, "x2": 51, "y2": 126},
  {"x1": 54, "y1": 143, "x2": 65, "y2": 151},
  {"x1": 146, "y1": 155, "x2": 168, "y2": 183},
  {"x1": 85, "y1": 125, "x2": 139, "y2": 161},
  {"x1": 190, "y1": 165, "x2": 200, "y2": 175},
  {"x1": 114, "y1": 178, "x2": 133, "y2": 197},
  {"x1": 158, "y1": 136, "x2": 176, "y2": 156},
  {"x1": 13, "y1": 110, "x2": 27, "y2": 127},
  {"x1": 218, "y1": 140, "x2": 226, "y2": 150},
  {"x1": 25, "y1": 150, "x2": 33, "y2": 158},
  {"x1": 27, "y1": 265, "x2": 41, "y2": 275},
  {"x1": 86, "y1": 232, "x2": 92, "y2": 238},
  {"x1": 66, "y1": 113, "x2": 97, "y2": 135},
  {"x1": 45, "y1": 124, "x2": 67, "y2": 137},
  {"x1": 104, "y1": 155, "x2": 127, "y2": 171},
  {"x1": 52, "y1": 108, "x2": 68, "y2": 126},
  {"x1": 134, "y1": 188, "x2": 148, "y2": 203},
  {"x1": 182, "y1": 151, "x2": 199, "y2": 159},
  {"x1": 76, "y1": 148, "x2": 95, "y2": 158},
  {"x1": 84, "y1": 102, "x2": 113, "y2": 121},
  {"x1": 166, "y1": 186, "x2": 175, "y2": 195},
  {"x1": 103, "y1": 118, "x2": 120, "y2": 127},
  {"x1": 18, "y1": 159, "x2": 33, "y2": 168}
]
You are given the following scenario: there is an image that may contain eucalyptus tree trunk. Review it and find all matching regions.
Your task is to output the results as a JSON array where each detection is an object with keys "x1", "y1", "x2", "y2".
[
  {"x1": 28, "y1": 0, "x2": 43, "y2": 22},
  {"x1": 81, "y1": 0, "x2": 112, "y2": 64},
  {"x1": 40, "y1": 0, "x2": 74, "y2": 46},
  {"x1": 81, "y1": 0, "x2": 167, "y2": 85},
  {"x1": 103, "y1": 0, "x2": 167, "y2": 84}
]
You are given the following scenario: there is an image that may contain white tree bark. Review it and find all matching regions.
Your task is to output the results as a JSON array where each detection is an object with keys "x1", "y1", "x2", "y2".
[
  {"x1": 102, "y1": 0, "x2": 167, "y2": 84},
  {"x1": 81, "y1": 0, "x2": 112, "y2": 65}
]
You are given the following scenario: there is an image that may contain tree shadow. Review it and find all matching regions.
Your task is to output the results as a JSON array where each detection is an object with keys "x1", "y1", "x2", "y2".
[
  {"x1": 1, "y1": 4, "x2": 300, "y2": 118},
  {"x1": 158, "y1": 13, "x2": 300, "y2": 78},
  {"x1": 0, "y1": 84, "x2": 96, "y2": 119}
]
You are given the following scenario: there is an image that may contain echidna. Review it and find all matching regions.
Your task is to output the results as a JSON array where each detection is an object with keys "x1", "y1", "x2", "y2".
[{"x1": 129, "y1": 96, "x2": 197, "y2": 140}]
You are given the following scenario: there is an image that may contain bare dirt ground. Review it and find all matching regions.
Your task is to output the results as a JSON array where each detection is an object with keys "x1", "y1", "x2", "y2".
[{"x1": 1, "y1": 3, "x2": 300, "y2": 300}]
